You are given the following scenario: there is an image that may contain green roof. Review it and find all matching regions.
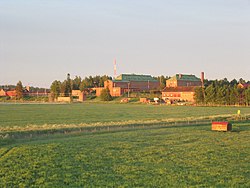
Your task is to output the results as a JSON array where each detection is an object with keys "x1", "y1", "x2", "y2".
[
  {"x1": 114, "y1": 74, "x2": 158, "y2": 82},
  {"x1": 168, "y1": 74, "x2": 201, "y2": 82}
]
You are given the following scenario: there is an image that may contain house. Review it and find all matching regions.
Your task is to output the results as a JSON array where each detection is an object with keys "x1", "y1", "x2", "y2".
[
  {"x1": 95, "y1": 74, "x2": 160, "y2": 97},
  {"x1": 238, "y1": 83, "x2": 250, "y2": 89},
  {"x1": 162, "y1": 73, "x2": 204, "y2": 103},
  {"x1": 0, "y1": 89, "x2": 7, "y2": 97},
  {"x1": 72, "y1": 90, "x2": 85, "y2": 102},
  {"x1": 6, "y1": 90, "x2": 17, "y2": 97}
]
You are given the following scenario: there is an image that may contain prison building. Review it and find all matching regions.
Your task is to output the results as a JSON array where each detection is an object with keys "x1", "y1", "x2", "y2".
[
  {"x1": 166, "y1": 73, "x2": 203, "y2": 88},
  {"x1": 95, "y1": 74, "x2": 160, "y2": 97},
  {"x1": 162, "y1": 73, "x2": 204, "y2": 102},
  {"x1": 162, "y1": 86, "x2": 196, "y2": 102}
]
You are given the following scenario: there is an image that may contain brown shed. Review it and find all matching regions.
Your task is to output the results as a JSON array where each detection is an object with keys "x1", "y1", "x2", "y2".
[{"x1": 212, "y1": 122, "x2": 232, "y2": 131}]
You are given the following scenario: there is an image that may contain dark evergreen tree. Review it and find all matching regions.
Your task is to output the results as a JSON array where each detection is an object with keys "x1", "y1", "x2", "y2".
[
  {"x1": 72, "y1": 76, "x2": 82, "y2": 90},
  {"x1": 194, "y1": 87, "x2": 204, "y2": 104},
  {"x1": 245, "y1": 87, "x2": 250, "y2": 106},
  {"x1": 205, "y1": 84, "x2": 216, "y2": 105}
]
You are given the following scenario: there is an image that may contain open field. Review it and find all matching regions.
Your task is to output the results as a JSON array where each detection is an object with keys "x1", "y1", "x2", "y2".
[
  {"x1": 0, "y1": 103, "x2": 250, "y2": 187},
  {"x1": 0, "y1": 103, "x2": 250, "y2": 128},
  {"x1": 0, "y1": 123, "x2": 249, "y2": 187}
]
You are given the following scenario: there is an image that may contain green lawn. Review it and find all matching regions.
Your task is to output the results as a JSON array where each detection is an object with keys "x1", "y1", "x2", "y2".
[
  {"x1": 0, "y1": 123, "x2": 249, "y2": 187},
  {"x1": 0, "y1": 103, "x2": 249, "y2": 187},
  {"x1": 0, "y1": 103, "x2": 249, "y2": 128}
]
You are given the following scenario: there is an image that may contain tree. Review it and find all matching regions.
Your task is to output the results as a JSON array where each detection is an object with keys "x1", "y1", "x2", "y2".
[
  {"x1": 100, "y1": 88, "x2": 113, "y2": 101},
  {"x1": 194, "y1": 87, "x2": 204, "y2": 104},
  {"x1": 216, "y1": 86, "x2": 227, "y2": 105},
  {"x1": 50, "y1": 80, "x2": 61, "y2": 99},
  {"x1": 205, "y1": 84, "x2": 216, "y2": 105},
  {"x1": 229, "y1": 86, "x2": 238, "y2": 105},
  {"x1": 245, "y1": 87, "x2": 250, "y2": 106},
  {"x1": 157, "y1": 75, "x2": 168, "y2": 90},
  {"x1": 65, "y1": 73, "x2": 72, "y2": 97},
  {"x1": 72, "y1": 76, "x2": 82, "y2": 90},
  {"x1": 15, "y1": 81, "x2": 23, "y2": 100}
]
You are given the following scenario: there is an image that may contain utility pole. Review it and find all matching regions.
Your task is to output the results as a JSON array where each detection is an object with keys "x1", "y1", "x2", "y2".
[{"x1": 128, "y1": 82, "x2": 130, "y2": 98}]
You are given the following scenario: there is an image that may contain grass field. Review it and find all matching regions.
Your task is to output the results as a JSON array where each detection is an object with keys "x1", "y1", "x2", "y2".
[
  {"x1": 0, "y1": 103, "x2": 249, "y2": 128},
  {"x1": 0, "y1": 103, "x2": 250, "y2": 187}
]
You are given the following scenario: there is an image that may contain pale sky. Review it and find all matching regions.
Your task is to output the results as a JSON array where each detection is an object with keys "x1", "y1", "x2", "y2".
[{"x1": 0, "y1": 0, "x2": 250, "y2": 88}]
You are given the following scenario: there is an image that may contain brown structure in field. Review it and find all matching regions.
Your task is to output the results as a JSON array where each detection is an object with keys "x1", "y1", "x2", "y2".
[
  {"x1": 0, "y1": 89, "x2": 7, "y2": 97},
  {"x1": 57, "y1": 97, "x2": 71, "y2": 103},
  {"x1": 212, "y1": 122, "x2": 232, "y2": 131},
  {"x1": 95, "y1": 74, "x2": 160, "y2": 97},
  {"x1": 72, "y1": 90, "x2": 85, "y2": 102},
  {"x1": 162, "y1": 73, "x2": 204, "y2": 103},
  {"x1": 140, "y1": 98, "x2": 150, "y2": 103}
]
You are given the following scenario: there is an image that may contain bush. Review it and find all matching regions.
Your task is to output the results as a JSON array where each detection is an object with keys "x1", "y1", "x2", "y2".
[{"x1": 100, "y1": 88, "x2": 113, "y2": 101}]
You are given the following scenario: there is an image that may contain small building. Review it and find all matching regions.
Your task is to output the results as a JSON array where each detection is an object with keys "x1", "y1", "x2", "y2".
[
  {"x1": 238, "y1": 83, "x2": 250, "y2": 89},
  {"x1": 57, "y1": 97, "x2": 71, "y2": 103},
  {"x1": 140, "y1": 98, "x2": 150, "y2": 103},
  {"x1": 212, "y1": 122, "x2": 232, "y2": 131},
  {"x1": 0, "y1": 89, "x2": 7, "y2": 97},
  {"x1": 6, "y1": 90, "x2": 17, "y2": 97},
  {"x1": 72, "y1": 90, "x2": 85, "y2": 102},
  {"x1": 162, "y1": 87, "x2": 196, "y2": 102},
  {"x1": 95, "y1": 74, "x2": 160, "y2": 97}
]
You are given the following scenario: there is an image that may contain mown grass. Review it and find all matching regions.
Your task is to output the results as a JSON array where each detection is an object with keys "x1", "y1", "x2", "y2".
[
  {"x1": 0, "y1": 123, "x2": 249, "y2": 187},
  {"x1": 0, "y1": 104, "x2": 249, "y2": 187},
  {"x1": 0, "y1": 103, "x2": 249, "y2": 128}
]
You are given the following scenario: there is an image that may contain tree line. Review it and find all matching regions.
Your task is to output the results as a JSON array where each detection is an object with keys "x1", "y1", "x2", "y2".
[
  {"x1": 50, "y1": 74, "x2": 112, "y2": 99},
  {"x1": 194, "y1": 79, "x2": 250, "y2": 106}
]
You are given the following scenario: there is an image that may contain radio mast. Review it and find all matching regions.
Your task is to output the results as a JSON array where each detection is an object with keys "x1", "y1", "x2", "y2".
[{"x1": 113, "y1": 58, "x2": 117, "y2": 79}]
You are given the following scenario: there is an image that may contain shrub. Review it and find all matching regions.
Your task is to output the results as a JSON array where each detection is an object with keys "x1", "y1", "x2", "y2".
[{"x1": 100, "y1": 88, "x2": 113, "y2": 101}]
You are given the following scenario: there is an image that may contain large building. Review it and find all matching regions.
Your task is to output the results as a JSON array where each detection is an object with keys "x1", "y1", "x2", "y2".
[
  {"x1": 166, "y1": 73, "x2": 203, "y2": 87},
  {"x1": 162, "y1": 73, "x2": 204, "y2": 102},
  {"x1": 95, "y1": 74, "x2": 160, "y2": 97}
]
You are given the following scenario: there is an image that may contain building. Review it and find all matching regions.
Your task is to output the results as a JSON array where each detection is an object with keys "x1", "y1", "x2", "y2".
[
  {"x1": 162, "y1": 86, "x2": 196, "y2": 102},
  {"x1": 0, "y1": 89, "x2": 6, "y2": 97},
  {"x1": 166, "y1": 73, "x2": 203, "y2": 87},
  {"x1": 72, "y1": 90, "x2": 85, "y2": 102},
  {"x1": 162, "y1": 73, "x2": 204, "y2": 103},
  {"x1": 95, "y1": 74, "x2": 160, "y2": 97},
  {"x1": 6, "y1": 90, "x2": 17, "y2": 97},
  {"x1": 238, "y1": 83, "x2": 250, "y2": 89}
]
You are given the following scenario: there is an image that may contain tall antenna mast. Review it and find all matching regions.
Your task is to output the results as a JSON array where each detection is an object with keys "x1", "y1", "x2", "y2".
[{"x1": 113, "y1": 58, "x2": 117, "y2": 79}]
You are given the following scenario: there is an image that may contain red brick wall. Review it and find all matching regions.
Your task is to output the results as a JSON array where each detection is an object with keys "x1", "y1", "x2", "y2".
[{"x1": 104, "y1": 80, "x2": 160, "y2": 97}]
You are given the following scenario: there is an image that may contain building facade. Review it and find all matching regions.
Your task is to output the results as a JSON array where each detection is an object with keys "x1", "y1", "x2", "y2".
[
  {"x1": 95, "y1": 74, "x2": 160, "y2": 97},
  {"x1": 166, "y1": 74, "x2": 202, "y2": 87},
  {"x1": 162, "y1": 73, "x2": 204, "y2": 103}
]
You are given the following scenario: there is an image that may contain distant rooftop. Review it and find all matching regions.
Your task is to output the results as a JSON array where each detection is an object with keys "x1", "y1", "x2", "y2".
[
  {"x1": 168, "y1": 74, "x2": 201, "y2": 82},
  {"x1": 113, "y1": 74, "x2": 158, "y2": 82}
]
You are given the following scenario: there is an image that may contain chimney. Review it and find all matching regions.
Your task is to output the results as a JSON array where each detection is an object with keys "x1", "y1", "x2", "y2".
[
  {"x1": 26, "y1": 86, "x2": 30, "y2": 92},
  {"x1": 201, "y1": 72, "x2": 205, "y2": 86}
]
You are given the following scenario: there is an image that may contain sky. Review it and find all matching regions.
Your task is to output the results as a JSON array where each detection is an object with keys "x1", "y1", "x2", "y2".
[{"x1": 0, "y1": 0, "x2": 250, "y2": 88}]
